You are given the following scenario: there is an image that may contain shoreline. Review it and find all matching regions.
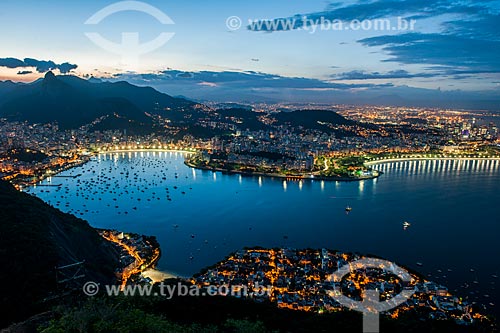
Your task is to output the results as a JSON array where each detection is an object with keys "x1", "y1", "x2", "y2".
[
  {"x1": 23, "y1": 154, "x2": 500, "y2": 189},
  {"x1": 16, "y1": 155, "x2": 92, "y2": 188},
  {"x1": 18, "y1": 150, "x2": 194, "y2": 187},
  {"x1": 142, "y1": 268, "x2": 186, "y2": 282},
  {"x1": 97, "y1": 149, "x2": 196, "y2": 155},
  {"x1": 184, "y1": 160, "x2": 380, "y2": 182},
  {"x1": 98, "y1": 229, "x2": 162, "y2": 287},
  {"x1": 365, "y1": 157, "x2": 500, "y2": 166}
]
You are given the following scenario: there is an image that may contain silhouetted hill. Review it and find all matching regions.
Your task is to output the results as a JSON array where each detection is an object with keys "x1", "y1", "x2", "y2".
[
  {"x1": 211, "y1": 108, "x2": 355, "y2": 133},
  {"x1": 0, "y1": 77, "x2": 366, "y2": 137},
  {"x1": 218, "y1": 108, "x2": 270, "y2": 131},
  {"x1": 0, "y1": 72, "x2": 196, "y2": 130},
  {"x1": 274, "y1": 109, "x2": 354, "y2": 131},
  {"x1": 0, "y1": 180, "x2": 120, "y2": 328},
  {"x1": 0, "y1": 80, "x2": 19, "y2": 99}
]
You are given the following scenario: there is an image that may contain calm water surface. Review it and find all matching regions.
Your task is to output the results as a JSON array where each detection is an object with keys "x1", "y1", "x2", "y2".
[{"x1": 29, "y1": 152, "x2": 500, "y2": 314}]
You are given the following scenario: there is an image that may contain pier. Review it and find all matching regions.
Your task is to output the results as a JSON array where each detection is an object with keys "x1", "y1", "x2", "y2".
[{"x1": 51, "y1": 174, "x2": 81, "y2": 178}]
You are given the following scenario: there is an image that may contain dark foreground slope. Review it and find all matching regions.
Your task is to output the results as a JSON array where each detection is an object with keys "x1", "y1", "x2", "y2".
[
  {"x1": 0, "y1": 180, "x2": 119, "y2": 328},
  {"x1": 35, "y1": 281, "x2": 496, "y2": 333}
]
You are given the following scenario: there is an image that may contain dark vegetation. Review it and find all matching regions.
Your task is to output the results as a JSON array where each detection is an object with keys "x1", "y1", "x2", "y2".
[
  {"x1": 274, "y1": 109, "x2": 354, "y2": 130},
  {"x1": 36, "y1": 280, "x2": 496, "y2": 333},
  {"x1": 0, "y1": 180, "x2": 119, "y2": 328}
]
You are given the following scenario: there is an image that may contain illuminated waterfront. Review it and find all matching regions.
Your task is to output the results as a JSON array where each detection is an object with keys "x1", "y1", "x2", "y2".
[{"x1": 28, "y1": 151, "x2": 500, "y2": 315}]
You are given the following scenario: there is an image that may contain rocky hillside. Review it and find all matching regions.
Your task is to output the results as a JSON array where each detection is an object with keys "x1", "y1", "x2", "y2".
[{"x1": 0, "y1": 180, "x2": 120, "y2": 328}]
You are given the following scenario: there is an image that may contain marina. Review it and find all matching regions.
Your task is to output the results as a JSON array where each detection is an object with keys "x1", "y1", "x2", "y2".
[{"x1": 27, "y1": 151, "x2": 500, "y2": 316}]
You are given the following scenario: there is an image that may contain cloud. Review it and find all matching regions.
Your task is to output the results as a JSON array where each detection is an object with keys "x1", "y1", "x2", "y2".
[
  {"x1": 198, "y1": 81, "x2": 218, "y2": 87},
  {"x1": 0, "y1": 58, "x2": 26, "y2": 68},
  {"x1": 332, "y1": 67, "x2": 500, "y2": 80},
  {"x1": 57, "y1": 62, "x2": 78, "y2": 74},
  {"x1": 246, "y1": 1, "x2": 500, "y2": 76},
  {"x1": 99, "y1": 68, "x2": 500, "y2": 110},
  {"x1": 247, "y1": 0, "x2": 494, "y2": 32},
  {"x1": 358, "y1": 32, "x2": 500, "y2": 72},
  {"x1": 112, "y1": 70, "x2": 387, "y2": 90},
  {"x1": 443, "y1": 13, "x2": 500, "y2": 41},
  {"x1": 332, "y1": 69, "x2": 435, "y2": 80},
  {"x1": 244, "y1": 0, "x2": 500, "y2": 86},
  {"x1": 353, "y1": 8, "x2": 500, "y2": 76},
  {"x1": 0, "y1": 57, "x2": 78, "y2": 73}
]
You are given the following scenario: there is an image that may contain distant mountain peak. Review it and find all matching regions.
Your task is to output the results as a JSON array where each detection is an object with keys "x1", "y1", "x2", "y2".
[
  {"x1": 88, "y1": 76, "x2": 103, "y2": 83},
  {"x1": 0, "y1": 72, "x2": 196, "y2": 130},
  {"x1": 44, "y1": 71, "x2": 56, "y2": 80}
]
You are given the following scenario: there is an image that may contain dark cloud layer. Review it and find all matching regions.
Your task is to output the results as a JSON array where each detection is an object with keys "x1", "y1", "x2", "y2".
[
  {"x1": 0, "y1": 57, "x2": 77, "y2": 74},
  {"x1": 247, "y1": 0, "x2": 494, "y2": 32},
  {"x1": 332, "y1": 68, "x2": 500, "y2": 81},
  {"x1": 114, "y1": 70, "x2": 388, "y2": 90},
  {"x1": 104, "y1": 68, "x2": 499, "y2": 111},
  {"x1": 247, "y1": 0, "x2": 500, "y2": 79},
  {"x1": 359, "y1": 32, "x2": 500, "y2": 72},
  {"x1": 0, "y1": 58, "x2": 26, "y2": 68},
  {"x1": 332, "y1": 70, "x2": 435, "y2": 80}
]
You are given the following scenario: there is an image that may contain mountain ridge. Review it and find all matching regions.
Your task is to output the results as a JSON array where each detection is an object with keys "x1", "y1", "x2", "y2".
[{"x1": 0, "y1": 72, "x2": 196, "y2": 130}]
